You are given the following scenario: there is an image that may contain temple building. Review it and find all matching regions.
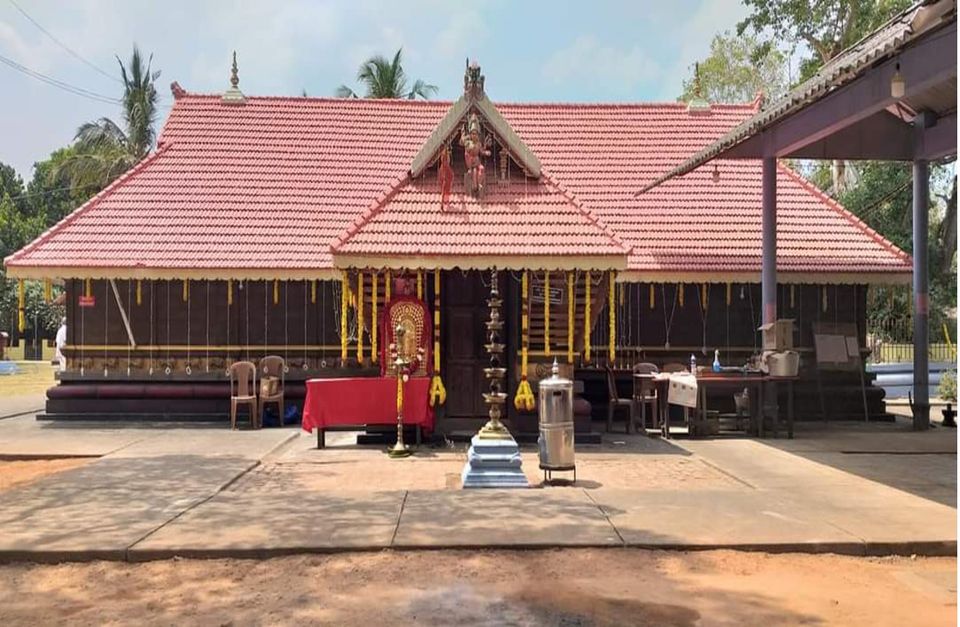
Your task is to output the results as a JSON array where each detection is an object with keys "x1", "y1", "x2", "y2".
[{"x1": 4, "y1": 61, "x2": 912, "y2": 433}]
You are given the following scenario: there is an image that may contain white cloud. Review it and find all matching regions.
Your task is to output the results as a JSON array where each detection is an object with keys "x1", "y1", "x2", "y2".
[
  {"x1": 435, "y1": 9, "x2": 488, "y2": 59},
  {"x1": 542, "y1": 35, "x2": 661, "y2": 93}
]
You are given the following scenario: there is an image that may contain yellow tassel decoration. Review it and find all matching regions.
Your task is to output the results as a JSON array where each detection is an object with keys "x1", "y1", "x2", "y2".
[
  {"x1": 567, "y1": 272, "x2": 575, "y2": 364},
  {"x1": 649, "y1": 283, "x2": 655, "y2": 309},
  {"x1": 416, "y1": 270, "x2": 423, "y2": 300},
  {"x1": 371, "y1": 274, "x2": 378, "y2": 363},
  {"x1": 227, "y1": 280, "x2": 233, "y2": 306},
  {"x1": 17, "y1": 279, "x2": 25, "y2": 333},
  {"x1": 340, "y1": 271, "x2": 349, "y2": 362},
  {"x1": 726, "y1": 282, "x2": 732, "y2": 306},
  {"x1": 429, "y1": 269, "x2": 446, "y2": 407},
  {"x1": 311, "y1": 280, "x2": 316, "y2": 304},
  {"x1": 273, "y1": 279, "x2": 279, "y2": 305},
  {"x1": 544, "y1": 270, "x2": 551, "y2": 356},
  {"x1": 678, "y1": 283, "x2": 684, "y2": 307},
  {"x1": 702, "y1": 283, "x2": 708, "y2": 309},
  {"x1": 514, "y1": 271, "x2": 535, "y2": 412},
  {"x1": 85, "y1": 278, "x2": 92, "y2": 298},
  {"x1": 356, "y1": 271, "x2": 364, "y2": 363},
  {"x1": 182, "y1": 279, "x2": 189, "y2": 302},
  {"x1": 584, "y1": 271, "x2": 592, "y2": 363},
  {"x1": 608, "y1": 271, "x2": 616, "y2": 363},
  {"x1": 385, "y1": 271, "x2": 391, "y2": 304},
  {"x1": 136, "y1": 280, "x2": 142, "y2": 306}
]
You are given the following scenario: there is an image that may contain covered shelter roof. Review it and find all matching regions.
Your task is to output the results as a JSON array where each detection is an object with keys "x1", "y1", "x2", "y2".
[
  {"x1": 4, "y1": 65, "x2": 914, "y2": 283},
  {"x1": 639, "y1": 0, "x2": 957, "y2": 192}
]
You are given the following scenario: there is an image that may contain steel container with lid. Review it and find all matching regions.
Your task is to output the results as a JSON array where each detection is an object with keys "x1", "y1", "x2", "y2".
[{"x1": 538, "y1": 359, "x2": 575, "y2": 474}]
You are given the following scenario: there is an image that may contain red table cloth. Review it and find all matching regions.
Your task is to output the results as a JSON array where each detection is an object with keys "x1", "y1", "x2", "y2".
[{"x1": 301, "y1": 377, "x2": 434, "y2": 434}]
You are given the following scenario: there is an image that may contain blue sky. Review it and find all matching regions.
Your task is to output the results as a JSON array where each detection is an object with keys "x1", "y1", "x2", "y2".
[{"x1": 0, "y1": 0, "x2": 750, "y2": 179}]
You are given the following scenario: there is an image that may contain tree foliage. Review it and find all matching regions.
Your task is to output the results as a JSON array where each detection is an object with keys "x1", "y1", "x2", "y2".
[
  {"x1": 680, "y1": 31, "x2": 788, "y2": 104},
  {"x1": 738, "y1": 0, "x2": 913, "y2": 80},
  {"x1": 336, "y1": 48, "x2": 437, "y2": 99},
  {"x1": 53, "y1": 45, "x2": 160, "y2": 193}
]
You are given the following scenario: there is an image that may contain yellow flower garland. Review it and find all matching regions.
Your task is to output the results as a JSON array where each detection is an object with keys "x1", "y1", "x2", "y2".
[
  {"x1": 608, "y1": 271, "x2": 616, "y2": 364},
  {"x1": 649, "y1": 283, "x2": 655, "y2": 309},
  {"x1": 514, "y1": 270, "x2": 535, "y2": 412},
  {"x1": 136, "y1": 279, "x2": 143, "y2": 306},
  {"x1": 567, "y1": 272, "x2": 575, "y2": 364},
  {"x1": 17, "y1": 279, "x2": 25, "y2": 333},
  {"x1": 356, "y1": 271, "x2": 364, "y2": 362},
  {"x1": 429, "y1": 269, "x2": 446, "y2": 407}
]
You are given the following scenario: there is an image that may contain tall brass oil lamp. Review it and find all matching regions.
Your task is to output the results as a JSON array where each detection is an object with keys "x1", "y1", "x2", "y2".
[
  {"x1": 479, "y1": 269, "x2": 510, "y2": 438},
  {"x1": 387, "y1": 323, "x2": 422, "y2": 458}
]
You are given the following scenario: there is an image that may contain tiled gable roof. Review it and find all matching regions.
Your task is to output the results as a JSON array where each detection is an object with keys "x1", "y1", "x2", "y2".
[{"x1": 4, "y1": 91, "x2": 911, "y2": 283}]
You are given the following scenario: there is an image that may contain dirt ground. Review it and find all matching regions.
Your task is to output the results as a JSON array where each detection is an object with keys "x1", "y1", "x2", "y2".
[
  {"x1": 0, "y1": 458, "x2": 91, "y2": 492},
  {"x1": 0, "y1": 549, "x2": 953, "y2": 626}
]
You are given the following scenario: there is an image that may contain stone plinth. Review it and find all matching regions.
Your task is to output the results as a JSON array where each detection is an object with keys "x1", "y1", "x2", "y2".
[{"x1": 461, "y1": 434, "x2": 529, "y2": 488}]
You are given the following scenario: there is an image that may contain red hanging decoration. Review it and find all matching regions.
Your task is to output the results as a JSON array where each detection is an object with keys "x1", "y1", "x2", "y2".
[{"x1": 439, "y1": 145, "x2": 454, "y2": 209}]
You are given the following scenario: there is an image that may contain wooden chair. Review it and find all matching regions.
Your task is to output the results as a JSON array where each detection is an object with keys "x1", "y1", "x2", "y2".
[
  {"x1": 229, "y1": 361, "x2": 259, "y2": 430},
  {"x1": 258, "y1": 355, "x2": 285, "y2": 427},
  {"x1": 632, "y1": 362, "x2": 659, "y2": 432},
  {"x1": 605, "y1": 366, "x2": 634, "y2": 433}
]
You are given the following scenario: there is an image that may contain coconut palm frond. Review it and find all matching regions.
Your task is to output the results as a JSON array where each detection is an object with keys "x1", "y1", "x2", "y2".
[
  {"x1": 335, "y1": 84, "x2": 358, "y2": 98},
  {"x1": 407, "y1": 79, "x2": 438, "y2": 100}
]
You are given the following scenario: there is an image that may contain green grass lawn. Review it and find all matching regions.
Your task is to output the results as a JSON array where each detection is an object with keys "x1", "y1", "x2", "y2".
[{"x1": 0, "y1": 362, "x2": 56, "y2": 397}]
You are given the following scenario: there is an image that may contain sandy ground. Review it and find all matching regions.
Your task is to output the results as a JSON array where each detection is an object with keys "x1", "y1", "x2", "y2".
[
  {"x1": 0, "y1": 458, "x2": 91, "y2": 492},
  {"x1": 0, "y1": 549, "x2": 953, "y2": 626},
  {"x1": 0, "y1": 362, "x2": 56, "y2": 398}
]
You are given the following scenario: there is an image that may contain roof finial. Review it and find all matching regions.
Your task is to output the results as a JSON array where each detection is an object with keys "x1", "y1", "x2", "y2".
[
  {"x1": 464, "y1": 59, "x2": 484, "y2": 98},
  {"x1": 686, "y1": 61, "x2": 711, "y2": 115},
  {"x1": 222, "y1": 50, "x2": 246, "y2": 105},
  {"x1": 230, "y1": 51, "x2": 239, "y2": 89}
]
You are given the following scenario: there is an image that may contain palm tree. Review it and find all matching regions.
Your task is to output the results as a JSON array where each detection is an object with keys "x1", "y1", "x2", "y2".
[
  {"x1": 55, "y1": 45, "x2": 160, "y2": 191},
  {"x1": 336, "y1": 48, "x2": 437, "y2": 99}
]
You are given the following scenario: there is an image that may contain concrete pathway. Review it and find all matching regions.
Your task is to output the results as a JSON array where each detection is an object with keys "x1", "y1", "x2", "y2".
[
  {"x1": 0, "y1": 417, "x2": 954, "y2": 562},
  {"x1": 0, "y1": 394, "x2": 45, "y2": 421}
]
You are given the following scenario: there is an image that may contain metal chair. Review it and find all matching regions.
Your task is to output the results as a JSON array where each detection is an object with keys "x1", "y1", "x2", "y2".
[
  {"x1": 258, "y1": 355, "x2": 286, "y2": 427},
  {"x1": 229, "y1": 361, "x2": 259, "y2": 429},
  {"x1": 605, "y1": 365, "x2": 634, "y2": 433},
  {"x1": 632, "y1": 362, "x2": 659, "y2": 432}
]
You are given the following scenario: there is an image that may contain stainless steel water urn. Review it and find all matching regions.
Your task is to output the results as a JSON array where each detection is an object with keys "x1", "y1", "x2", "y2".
[{"x1": 538, "y1": 359, "x2": 575, "y2": 477}]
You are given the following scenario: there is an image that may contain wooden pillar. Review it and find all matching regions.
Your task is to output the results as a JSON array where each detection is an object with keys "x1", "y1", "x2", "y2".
[{"x1": 912, "y1": 143, "x2": 931, "y2": 430}]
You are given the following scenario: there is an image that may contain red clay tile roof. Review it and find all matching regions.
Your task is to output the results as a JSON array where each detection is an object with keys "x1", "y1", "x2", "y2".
[{"x1": 4, "y1": 92, "x2": 911, "y2": 282}]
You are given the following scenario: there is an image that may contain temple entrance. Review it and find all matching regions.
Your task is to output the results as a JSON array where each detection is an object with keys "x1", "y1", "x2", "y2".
[{"x1": 441, "y1": 271, "x2": 495, "y2": 426}]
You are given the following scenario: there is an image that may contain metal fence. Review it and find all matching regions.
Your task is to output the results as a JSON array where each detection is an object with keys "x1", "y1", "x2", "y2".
[{"x1": 867, "y1": 316, "x2": 957, "y2": 364}]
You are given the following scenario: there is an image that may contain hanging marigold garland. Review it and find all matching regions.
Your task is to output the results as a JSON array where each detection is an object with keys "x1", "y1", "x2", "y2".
[
  {"x1": 678, "y1": 282, "x2": 684, "y2": 307},
  {"x1": 584, "y1": 271, "x2": 592, "y2": 363},
  {"x1": 136, "y1": 280, "x2": 143, "y2": 306},
  {"x1": 227, "y1": 279, "x2": 233, "y2": 306},
  {"x1": 416, "y1": 270, "x2": 423, "y2": 300},
  {"x1": 608, "y1": 272, "x2": 617, "y2": 364},
  {"x1": 385, "y1": 270, "x2": 392, "y2": 303},
  {"x1": 429, "y1": 269, "x2": 446, "y2": 406},
  {"x1": 17, "y1": 279, "x2": 25, "y2": 333},
  {"x1": 514, "y1": 270, "x2": 536, "y2": 412},
  {"x1": 544, "y1": 270, "x2": 551, "y2": 356},
  {"x1": 273, "y1": 279, "x2": 279, "y2": 305},
  {"x1": 371, "y1": 273, "x2": 378, "y2": 363},
  {"x1": 726, "y1": 282, "x2": 732, "y2": 306},
  {"x1": 649, "y1": 283, "x2": 655, "y2": 309},
  {"x1": 340, "y1": 271, "x2": 349, "y2": 362},
  {"x1": 182, "y1": 279, "x2": 189, "y2": 302},
  {"x1": 311, "y1": 279, "x2": 317, "y2": 304},
  {"x1": 84, "y1": 278, "x2": 92, "y2": 299},
  {"x1": 356, "y1": 271, "x2": 364, "y2": 362},
  {"x1": 567, "y1": 272, "x2": 575, "y2": 364}
]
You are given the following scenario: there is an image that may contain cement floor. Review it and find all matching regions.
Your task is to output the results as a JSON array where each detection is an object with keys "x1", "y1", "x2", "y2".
[{"x1": 0, "y1": 414, "x2": 954, "y2": 561}]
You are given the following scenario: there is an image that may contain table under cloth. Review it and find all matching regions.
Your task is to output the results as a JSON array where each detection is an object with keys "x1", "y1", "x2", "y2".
[{"x1": 301, "y1": 377, "x2": 434, "y2": 446}]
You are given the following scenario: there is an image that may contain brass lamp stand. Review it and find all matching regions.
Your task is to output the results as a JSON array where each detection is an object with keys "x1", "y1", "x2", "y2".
[
  {"x1": 479, "y1": 269, "x2": 510, "y2": 439},
  {"x1": 387, "y1": 324, "x2": 422, "y2": 458}
]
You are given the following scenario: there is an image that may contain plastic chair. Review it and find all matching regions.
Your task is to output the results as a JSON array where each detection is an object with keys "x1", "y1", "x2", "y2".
[
  {"x1": 258, "y1": 355, "x2": 285, "y2": 427},
  {"x1": 229, "y1": 361, "x2": 259, "y2": 429},
  {"x1": 605, "y1": 366, "x2": 634, "y2": 433},
  {"x1": 632, "y1": 362, "x2": 659, "y2": 432}
]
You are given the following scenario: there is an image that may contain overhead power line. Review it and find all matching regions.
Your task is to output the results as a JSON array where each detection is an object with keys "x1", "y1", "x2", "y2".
[
  {"x1": 0, "y1": 52, "x2": 120, "y2": 104},
  {"x1": 7, "y1": 0, "x2": 121, "y2": 84}
]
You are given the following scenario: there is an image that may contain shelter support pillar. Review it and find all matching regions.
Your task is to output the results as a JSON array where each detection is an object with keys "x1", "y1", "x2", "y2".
[
  {"x1": 761, "y1": 156, "x2": 777, "y2": 325},
  {"x1": 911, "y1": 114, "x2": 934, "y2": 430}
]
